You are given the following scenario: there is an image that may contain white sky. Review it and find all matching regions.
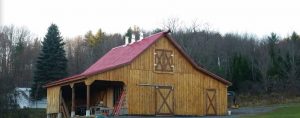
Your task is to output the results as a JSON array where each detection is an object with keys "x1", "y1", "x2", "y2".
[{"x1": 1, "y1": 0, "x2": 300, "y2": 38}]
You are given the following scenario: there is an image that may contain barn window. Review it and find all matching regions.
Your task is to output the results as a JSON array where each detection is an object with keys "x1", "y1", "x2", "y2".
[{"x1": 154, "y1": 49, "x2": 174, "y2": 72}]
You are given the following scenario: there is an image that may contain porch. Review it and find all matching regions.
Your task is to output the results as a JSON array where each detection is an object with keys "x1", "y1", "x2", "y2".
[{"x1": 52, "y1": 80, "x2": 127, "y2": 118}]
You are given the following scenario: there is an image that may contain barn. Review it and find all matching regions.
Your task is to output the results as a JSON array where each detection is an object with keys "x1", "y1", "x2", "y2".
[{"x1": 44, "y1": 31, "x2": 231, "y2": 118}]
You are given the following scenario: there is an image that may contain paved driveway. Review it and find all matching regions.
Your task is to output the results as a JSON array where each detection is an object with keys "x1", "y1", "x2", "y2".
[{"x1": 111, "y1": 105, "x2": 285, "y2": 118}]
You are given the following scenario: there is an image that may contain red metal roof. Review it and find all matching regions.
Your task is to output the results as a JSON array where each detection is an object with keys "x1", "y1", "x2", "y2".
[
  {"x1": 44, "y1": 31, "x2": 231, "y2": 87},
  {"x1": 82, "y1": 31, "x2": 164, "y2": 76}
]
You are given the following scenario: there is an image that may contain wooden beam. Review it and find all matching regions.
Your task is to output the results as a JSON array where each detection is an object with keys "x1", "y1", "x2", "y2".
[
  {"x1": 86, "y1": 84, "x2": 90, "y2": 110},
  {"x1": 137, "y1": 83, "x2": 173, "y2": 88},
  {"x1": 85, "y1": 80, "x2": 93, "y2": 116},
  {"x1": 71, "y1": 87, "x2": 75, "y2": 111},
  {"x1": 70, "y1": 84, "x2": 75, "y2": 117},
  {"x1": 59, "y1": 89, "x2": 62, "y2": 113}
]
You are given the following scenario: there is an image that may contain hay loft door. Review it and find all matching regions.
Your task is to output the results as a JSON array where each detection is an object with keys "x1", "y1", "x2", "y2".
[
  {"x1": 155, "y1": 86, "x2": 174, "y2": 115},
  {"x1": 206, "y1": 89, "x2": 217, "y2": 115}
]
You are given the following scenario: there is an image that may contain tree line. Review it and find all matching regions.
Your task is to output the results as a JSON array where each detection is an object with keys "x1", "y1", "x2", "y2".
[{"x1": 172, "y1": 30, "x2": 300, "y2": 96}]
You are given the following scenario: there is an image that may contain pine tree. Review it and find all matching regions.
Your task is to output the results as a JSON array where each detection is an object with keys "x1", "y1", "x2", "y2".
[
  {"x1": 229, "y1": 54, "x2": 252, "y2": 92},
  {"x1": 290, "y1": 32, "x2": 300, "y2": 78},
  {"x1": 125, "y1": 26, "x2": 141, "y2": 42},
  {"x1": 125, "y1": 27, "x2": 133, "y2": 42},
  {"x1": 31, "y1": 24, "x2": 68, "y2": 99},
  {"x1": 84, "y1": 29, "x2": 104, "y2": 46},
  {"x1": 267, "y1": 33, "x2": 285, "y2": 80}
]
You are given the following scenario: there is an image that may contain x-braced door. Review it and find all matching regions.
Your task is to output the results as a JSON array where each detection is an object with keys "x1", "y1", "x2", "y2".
[
  {"x1": 206, "y1": 89, "x2": 217, "y2": 115},
  {"x1": 155, "y1": 86, "x2": 174, "y2": 115}
]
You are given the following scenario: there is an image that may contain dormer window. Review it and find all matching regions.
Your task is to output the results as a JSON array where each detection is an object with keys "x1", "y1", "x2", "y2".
[{"x1": 154, "y1": 49, "x2": 174, "y2": 73}]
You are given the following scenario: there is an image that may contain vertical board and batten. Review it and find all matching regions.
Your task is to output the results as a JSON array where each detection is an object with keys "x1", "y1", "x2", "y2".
[
  {"x1": 47, "y1": 86, "x2": 60, "y2": 114},
  {"x1": 126, "y1": 37, "x2": 228, "y2": 116},
  {"x1": 106, "y1": 88, "x2": 114, "y2": 108}
]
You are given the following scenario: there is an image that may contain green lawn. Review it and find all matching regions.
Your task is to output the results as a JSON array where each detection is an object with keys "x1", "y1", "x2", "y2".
[
  {"x1": 2, "y1": 108, "x2": 46, "y2": 118},
  {"x1": 243, "y1": 103, "x2": 300, "y2": 118}
]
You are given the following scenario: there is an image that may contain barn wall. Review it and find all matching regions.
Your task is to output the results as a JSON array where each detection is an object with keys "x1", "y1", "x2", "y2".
[
  {"x1": 126, "y1": 37, "x2": 228, "y2": 116},
  {"x1": 106, "y1": 87, "x2": 114, "y2": 108},
  {"x1": 47, "y1": 86, "x2": 60, "y2": 114}
]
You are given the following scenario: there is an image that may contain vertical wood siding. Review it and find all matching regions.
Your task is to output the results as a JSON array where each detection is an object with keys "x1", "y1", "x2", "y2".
[
  {"x1": 125, "y1": 37, "x2": 228, "y2": 115},
  {"x1": 47, "y1": 86, "x2": 60, "y2": 113}
]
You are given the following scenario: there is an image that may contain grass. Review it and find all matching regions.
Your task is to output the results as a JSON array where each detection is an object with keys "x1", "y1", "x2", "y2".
[
  {"x1": 238, "y1": 95, "x2": 300, "y2": 107},
  {"x1": 243, "y1": 103, "x2": 300, "y2": 118},
  {"x1": 2, "y1": 108, "x2": 46, "y2": 118}
]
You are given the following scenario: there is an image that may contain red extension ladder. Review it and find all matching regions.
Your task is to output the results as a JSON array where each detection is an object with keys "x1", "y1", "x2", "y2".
[{"x1": 112, "y1": 90, "x2": 126, "y2": 116}]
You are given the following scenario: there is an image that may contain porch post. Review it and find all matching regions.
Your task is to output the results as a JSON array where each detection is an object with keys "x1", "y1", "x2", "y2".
[
  {"x1": 58, "y1": 89, "x2": 62, "y2": 118},
  {"x1": 70, "y1": 83, "x2": 75, "y2": 117},
  {"x1": 86, "y1": 83, "x2": 91, "y2": 116}
]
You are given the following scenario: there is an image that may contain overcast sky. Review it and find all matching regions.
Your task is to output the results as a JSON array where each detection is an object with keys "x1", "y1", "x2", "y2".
[{"x1": 1, "y1": 0, "x2": 300, "y2": 38}]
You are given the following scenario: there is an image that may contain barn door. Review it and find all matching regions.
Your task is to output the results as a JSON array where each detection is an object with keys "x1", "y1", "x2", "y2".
[
  {"x1": 155, "y1": 86, "x2": 174, "y2": 115},
  {"x1": 206, "y1": 89, "x2": 217, "y2": 115}
]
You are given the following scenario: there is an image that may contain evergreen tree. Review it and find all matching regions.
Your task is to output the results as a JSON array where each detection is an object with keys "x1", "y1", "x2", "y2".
[
  {"x1": 267, "y1": 33, "x2": 285, "y2": 80},
  {"x1": 289, "y1": 32, "x2": 300, "y2": 78},
  {"x1": 31, "y1": 24, "x2": 68, "y2": 99},
  {"x1": 291, "y1": 32, "x2": 300, "y2": 41},
  {"x1": 229, "y1": 54, "x2": 252, "y2": 92},
  {"x1": 84, "y1": 29, "x2": 106, "y2": 63},
  {"x1": 125, "y1": 26, "x2": 141, "y2": 42},
  {"x1": 84, "y1": 29, "x2": 104, "y2": 46},
  {"x1": 125, "y1": 27, "x2": 133, "y2": 42},
  {"x1": 152, "y1": 28, "x2": 163, "y2": 33},
  {"x1": 296, "y1": 55, "x2": 300, "y2": 78}
]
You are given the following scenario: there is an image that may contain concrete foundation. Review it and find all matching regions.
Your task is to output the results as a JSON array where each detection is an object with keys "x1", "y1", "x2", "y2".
[
  {"x1": 57, "y1": 113, "x2": 62, "y2": 118},
  {"x1": 86, "y1": 110, "x2": 90, "y2": 116},
  {"x1": 71, "y1": 111, "x2": 75, "y2": 117}
]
